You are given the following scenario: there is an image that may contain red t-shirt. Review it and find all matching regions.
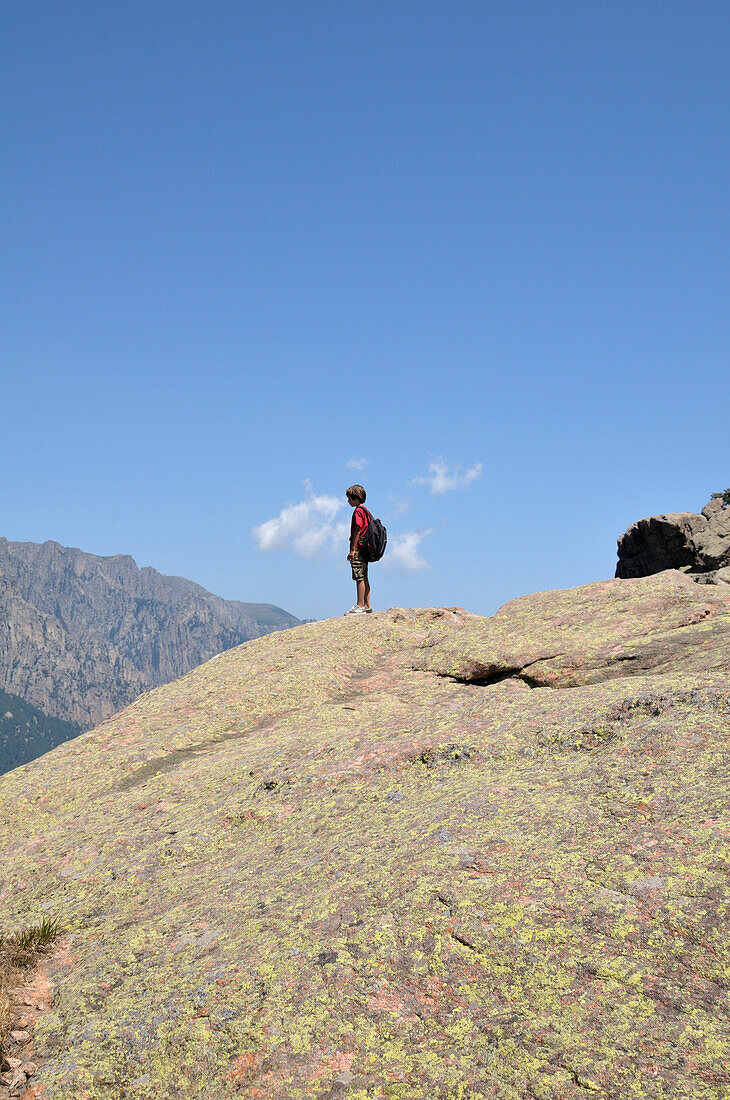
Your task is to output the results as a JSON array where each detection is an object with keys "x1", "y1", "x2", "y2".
[{"x1": 351, "y1": 506, "x2": 370, "y2": 548}]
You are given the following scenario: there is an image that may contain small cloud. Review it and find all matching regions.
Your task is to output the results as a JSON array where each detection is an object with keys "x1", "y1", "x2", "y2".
[
  {"x1": 346, "y1": 457, "x2": 369, "y2": 471},
  {"x1": 252, "y1": 484, "x2": 347, "y2": 559},
  {"x1": 412, "y1": 457, "x2": 483, "y2": 495},
  {"x1": 383, "y1": 530, "x2": 431, "y2": 575},
  {"x1": 388, "y1": 496, "x2": 411, "y2": 516}
]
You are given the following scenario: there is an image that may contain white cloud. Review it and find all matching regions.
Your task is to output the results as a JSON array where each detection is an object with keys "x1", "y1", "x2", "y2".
[
  {"x1": 412, "y1": 457, "x2": 483, "y2": 494},
  {"x1": 252, "y1": 484, "x2": 348, "y2": 559},
  {"x1": 383, "y1": 530, "x2": 431, "y2": 575},
  {"x1": 388, "y1": 496, "x2": 411, "y2": 516},
  {"x1": 346, "y1": 457, "x2": 369, "y2": 471}
]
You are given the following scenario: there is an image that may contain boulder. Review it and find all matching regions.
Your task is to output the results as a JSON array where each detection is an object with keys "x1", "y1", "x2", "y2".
[
  {"x1": 616, "y1": 496, "x2": 730, "y2": 582},
  {"x1": 694, "y1": 498, "x2": 730, "y2": 570}
]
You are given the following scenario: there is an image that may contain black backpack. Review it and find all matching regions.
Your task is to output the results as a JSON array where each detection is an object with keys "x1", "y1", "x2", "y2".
[{"x1": 360, "y1": 507, "x2": 387, "y2": 562}]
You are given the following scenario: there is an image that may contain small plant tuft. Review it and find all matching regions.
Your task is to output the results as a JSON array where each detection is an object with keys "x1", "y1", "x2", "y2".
[
  {"x1": 0, "y1": 916, "x2": 60, "y2": 956},
  {"x1": 710, "y1": 488, "x2": 730, "y2": 505},
  {"x1": 0, "y1": 917, "x2": 60, "y2": 1060}
]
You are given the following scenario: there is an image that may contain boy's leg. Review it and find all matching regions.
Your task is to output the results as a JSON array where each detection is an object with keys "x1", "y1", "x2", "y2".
[
  {"x1": 359, "y1": 559, "x2": 370, "y2": 609},
  {"x1": 350, "y1": 552, "x2": 368, "y2": 611},
  {"x1": 348, "y1": 552, "x2": 371, "y2": 612}
]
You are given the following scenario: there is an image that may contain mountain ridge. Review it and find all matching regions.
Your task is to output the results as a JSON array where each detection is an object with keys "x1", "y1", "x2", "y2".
[{"x1": 0, "y1": 537, "x2": 300, "y2": 730}]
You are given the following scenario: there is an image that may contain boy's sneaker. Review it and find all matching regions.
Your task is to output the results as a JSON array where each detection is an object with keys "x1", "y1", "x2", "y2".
[{"x1": 344, "y1": 606, "x2": 367, "y2": 615}]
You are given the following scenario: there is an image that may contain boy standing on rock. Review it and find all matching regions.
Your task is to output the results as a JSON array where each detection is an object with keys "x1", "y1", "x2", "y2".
[{"x1": 345, "y1": 484, "x2": 372, "y2": 615}]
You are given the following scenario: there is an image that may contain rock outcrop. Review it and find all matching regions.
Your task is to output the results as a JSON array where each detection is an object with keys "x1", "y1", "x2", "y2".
[
  {"x1": 1, "y1": 571, "x2": 728, "y2": 1098},
  {"x1": 616, "y1": 495, "x2": 730, "y2": 585},
  {"x1": 0, "y1": 538, "x2": 300, "y2": 728}
]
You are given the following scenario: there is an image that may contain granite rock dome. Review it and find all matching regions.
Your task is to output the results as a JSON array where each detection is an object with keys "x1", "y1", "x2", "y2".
[{"x1": 1, "y1": 572, "x2": 729, "y2": 1099}]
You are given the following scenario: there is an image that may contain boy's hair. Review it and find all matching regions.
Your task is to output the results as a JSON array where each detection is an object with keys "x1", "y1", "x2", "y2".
[{"x1": 346, "y1": 484, "x2": 366, "y2": 504}]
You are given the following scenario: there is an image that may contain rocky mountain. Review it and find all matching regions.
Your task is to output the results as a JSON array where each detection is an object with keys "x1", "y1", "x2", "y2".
[
  {"x1": 0, "y1": 538, "x2": 300, "y2": 730},
  {"x1": 616, "y1": 493, "x2": 730, "y2": 585},
  {"x1": 1, "y1": 571, "x2": 728, "y2": 1098}
]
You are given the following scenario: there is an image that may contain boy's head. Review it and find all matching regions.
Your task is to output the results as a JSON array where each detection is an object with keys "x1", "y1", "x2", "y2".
[{"x1": 346, "y1": 484, "x2": 366, "y2": 506}]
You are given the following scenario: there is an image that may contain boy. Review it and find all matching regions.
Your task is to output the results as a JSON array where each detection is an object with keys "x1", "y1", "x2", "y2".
[{"x1": 345, "y1": 484, "x2": 372, "y2": 615}]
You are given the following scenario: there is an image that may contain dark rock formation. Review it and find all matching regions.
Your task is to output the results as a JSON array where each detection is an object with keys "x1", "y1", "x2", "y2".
[
  {"x1": 1, "y1": 572, "x2": 728, "y2": 1097},
  {"x1": 0, "y1": 538, "x2": 300, "y2": 728},
  {"x1": 616, "y1": 495, "x2": 730, "y2": 585}
]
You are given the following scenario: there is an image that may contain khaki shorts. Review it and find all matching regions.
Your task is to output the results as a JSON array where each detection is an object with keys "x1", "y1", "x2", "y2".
[{"x1": 350, "y1": 549, "x2": 368, "y2": 582}]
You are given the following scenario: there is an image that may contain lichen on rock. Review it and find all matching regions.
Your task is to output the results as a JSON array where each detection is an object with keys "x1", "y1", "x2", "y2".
[{"x1": 1, "y1": 575, "x2": 729, "y2": 1098}]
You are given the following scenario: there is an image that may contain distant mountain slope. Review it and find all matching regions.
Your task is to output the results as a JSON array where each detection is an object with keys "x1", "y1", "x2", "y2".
[
  {"x1": 0, "y1": 688, "x2": 82, "y2": 775},
  {"x1": 0, "y1": 537, "x2": 300, "y2": 728}
]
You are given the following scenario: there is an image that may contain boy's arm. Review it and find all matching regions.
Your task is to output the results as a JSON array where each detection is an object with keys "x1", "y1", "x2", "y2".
[{"x1": 348, "y1": 512, "x2": 363, "y2": 557}]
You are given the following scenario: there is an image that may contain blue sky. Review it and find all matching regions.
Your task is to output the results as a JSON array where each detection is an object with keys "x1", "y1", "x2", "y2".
[{"x1": 3, "y1": 1, "x2": 729, "y2": 621}]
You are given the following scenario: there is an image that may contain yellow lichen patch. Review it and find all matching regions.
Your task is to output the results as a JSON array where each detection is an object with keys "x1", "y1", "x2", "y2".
[{"x1": 0, "y1": 585, "x2": 729, "y2": 1097}]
